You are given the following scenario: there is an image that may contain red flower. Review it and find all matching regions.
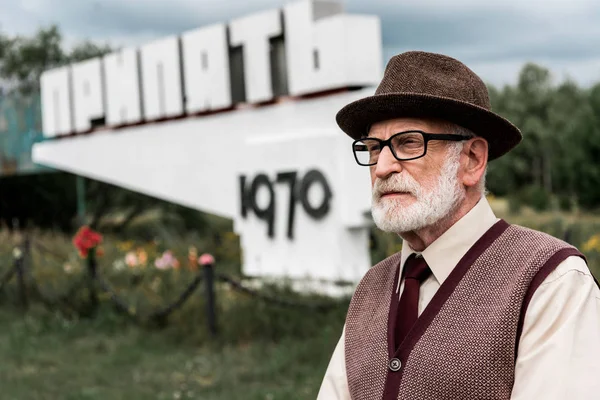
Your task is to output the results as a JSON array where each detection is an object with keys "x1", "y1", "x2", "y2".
[{"x1": 73, "y1": 226, "x2": 103, "y2": 258}]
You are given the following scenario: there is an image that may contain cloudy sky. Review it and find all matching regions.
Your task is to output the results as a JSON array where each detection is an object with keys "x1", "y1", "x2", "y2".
[{"x1": 1, "y1": 0, "x2": 599, "y2": 88}]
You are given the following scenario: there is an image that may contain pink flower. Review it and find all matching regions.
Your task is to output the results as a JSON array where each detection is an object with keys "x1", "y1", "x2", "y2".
[
  {"x1": 155, "y1": 250, "x2": 180, "y2": 270},
  {"x1": 155, "y1": 257, "x2": 168, "y2": 270},
  {"x1": 125, "y1": 251, "x2": 138, "y2": 267},
  {"x1": 198, "y1": 253, "x2": 215, "y2": 266}
]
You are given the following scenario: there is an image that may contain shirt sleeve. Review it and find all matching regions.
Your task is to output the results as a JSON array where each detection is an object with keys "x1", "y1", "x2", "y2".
[
  {"x1": 316, "y1": 326, "x2": 352, "y2": 400},
  {"x1": 511, "y1": 255, "x2": 600, "y2": 400}
]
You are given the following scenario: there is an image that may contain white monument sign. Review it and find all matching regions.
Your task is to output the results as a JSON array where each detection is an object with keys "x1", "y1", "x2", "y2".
[
  {"x1": 71, "y1": 58, "x2": 104, "y2": 132},
  {"x1": 104, "y1": 48, "x2": 143, "y2": 126},
  {"x1": 35, "y1": 0, "x2": 383, "y2": 284},
  {"x1": 181, "y1": 24, "x2": 232, "y2": 113},
  {"x1": 233, "y1": 132, "x2": 372, "y2": 282}
]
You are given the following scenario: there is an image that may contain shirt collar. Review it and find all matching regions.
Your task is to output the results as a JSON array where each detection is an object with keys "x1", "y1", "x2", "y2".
[{"x1": 399, "y1": 196, "x2": 499, "y2": 285}]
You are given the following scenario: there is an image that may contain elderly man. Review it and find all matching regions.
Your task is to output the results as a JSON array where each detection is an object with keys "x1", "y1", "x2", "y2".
[{"x1": 317, "y1": 51, "x2": 600, "y2": 400}]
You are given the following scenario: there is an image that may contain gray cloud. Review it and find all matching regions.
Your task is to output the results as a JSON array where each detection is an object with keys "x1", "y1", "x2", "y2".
[
  {"x1": 366, "y1": 3, "x2": 600, "y2": 61},
  {"x1": 1, "y1": 0, "x2": 599, "y2": 86}
]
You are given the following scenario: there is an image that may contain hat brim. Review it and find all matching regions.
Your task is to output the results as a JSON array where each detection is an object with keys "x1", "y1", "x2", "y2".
[{"x1": 335, "y1": 92, "x2": 522, "y2": 161}]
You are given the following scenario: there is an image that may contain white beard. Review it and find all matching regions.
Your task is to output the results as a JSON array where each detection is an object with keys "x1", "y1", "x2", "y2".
[{"x1": 371, "y1": 155, "x2": 465, "y2": 234}]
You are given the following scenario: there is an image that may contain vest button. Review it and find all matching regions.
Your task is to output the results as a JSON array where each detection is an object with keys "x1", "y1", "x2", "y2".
[{"x1": 389, "y1": 358, "x2": 402, "y2": 372}]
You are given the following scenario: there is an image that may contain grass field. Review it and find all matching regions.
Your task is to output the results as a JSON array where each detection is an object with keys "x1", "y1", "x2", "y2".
[{"x1": 0, "y1": 306, "x2": 344, "y2": 400}]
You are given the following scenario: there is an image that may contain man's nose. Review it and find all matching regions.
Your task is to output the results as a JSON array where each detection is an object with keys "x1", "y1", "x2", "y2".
[{"x1": 373, "y1": 146, "x2": 403, "y2": 180}]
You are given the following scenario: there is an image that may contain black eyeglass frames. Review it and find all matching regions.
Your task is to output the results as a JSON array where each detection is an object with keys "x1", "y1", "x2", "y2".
[{"x1": 351, "y1": 130, "x2": 471, "y2": 166}]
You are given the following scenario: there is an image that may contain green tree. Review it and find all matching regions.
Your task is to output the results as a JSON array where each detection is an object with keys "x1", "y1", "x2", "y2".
[
  {"x1": 516, "y1": 63, "x2": 554, "y2": 192},
  {"x1": 488, "y1": 83, "x2": 531, "y2": 196},
  {"x1": 67, "y1": 40, "x2": 113, "y2": 63},
  {"x1": 0, "y1": 25, "x2": 112, "y2": 95},
  {"x1": 0, "y1": 26, "x2": 66, "y2": 94},
  {"x1": 567, "y1": 84, "x2": 600, "y2": 209},
  {"x1": 488, "y1": 64, "x2": 600, "y2": 211},
  {"x1": 546, "y1": 80, "x2": 585, "y2": 200}
]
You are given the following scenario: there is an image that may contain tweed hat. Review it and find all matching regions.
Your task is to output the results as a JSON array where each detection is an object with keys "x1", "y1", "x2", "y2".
[{"x1": 336, "y1": 51, "x2": 522, "y2": 160}]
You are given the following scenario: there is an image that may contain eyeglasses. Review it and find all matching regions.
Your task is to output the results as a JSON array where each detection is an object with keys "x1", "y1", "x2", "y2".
[{"x1": 352, "y1": 130, "x2": 471, "y2": 166}]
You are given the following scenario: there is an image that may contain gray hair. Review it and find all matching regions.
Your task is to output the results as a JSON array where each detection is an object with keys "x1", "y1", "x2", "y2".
[{"x1": 441, "y1": 122, "x2": 488, "y2": 195}]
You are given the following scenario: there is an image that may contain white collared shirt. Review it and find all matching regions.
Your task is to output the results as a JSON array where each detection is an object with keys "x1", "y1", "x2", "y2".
[{"x1": 317, "y1": 197, "x2": 600, "y2": 400}]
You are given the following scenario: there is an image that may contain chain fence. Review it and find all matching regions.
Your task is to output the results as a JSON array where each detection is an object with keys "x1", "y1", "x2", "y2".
[{"x1": 0, "y1": 236, "x2": 343, "y2": 335}]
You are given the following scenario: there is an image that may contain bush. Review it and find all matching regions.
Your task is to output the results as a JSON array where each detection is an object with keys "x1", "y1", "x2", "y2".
[
  {"x1": 557, "y1": 195, "x2": 571, "y2": 212},
  {"x1": 508, "y1": 185, "x2": 552, "y2": 213},
  {"x1": 508, "y1": 194, "x2": 523, "y2": 214}
]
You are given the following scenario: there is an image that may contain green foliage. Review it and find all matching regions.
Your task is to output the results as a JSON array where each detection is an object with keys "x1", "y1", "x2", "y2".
[
  {"x1": 557, "y1": 194, "x2": 576, "y2": 212},
  {"x1": 67, "y1": 40, "x2": 113, "y2": 63},
  {"x1": 0, "y1": 25, "x2": 112, "y2": 95},
  {"x1": 0, "y1": 227, "x2": 349, "y2": 347},
  {"x1": 488, "y1": 65, "x2": 600, "y2": 211},
  {"x1": 507, "y1": 185, "x2": 552, "y2": 213},
  {"x1": 0, "y1": 26, "x2": 65, "y2": 94}
]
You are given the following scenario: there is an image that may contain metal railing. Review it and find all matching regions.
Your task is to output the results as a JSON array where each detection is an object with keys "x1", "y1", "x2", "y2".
[{"x1": 0, "y1": 236, "x2": 342, "y2": 337}]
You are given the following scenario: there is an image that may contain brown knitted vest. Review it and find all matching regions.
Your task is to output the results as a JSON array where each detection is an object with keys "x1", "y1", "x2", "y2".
[{"x1": 345, "y1": 220, "x2": 584, "y2": 400}]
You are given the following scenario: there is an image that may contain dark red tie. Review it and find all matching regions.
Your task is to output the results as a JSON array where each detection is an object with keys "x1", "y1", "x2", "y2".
[{"x1": 395, "y1": 254, "x2": 432, "y2": 349}]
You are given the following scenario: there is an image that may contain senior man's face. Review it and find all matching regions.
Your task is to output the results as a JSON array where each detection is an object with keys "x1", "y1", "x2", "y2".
[{"x1": 368, "y1": 117, "x2": 466, "y2": 234}]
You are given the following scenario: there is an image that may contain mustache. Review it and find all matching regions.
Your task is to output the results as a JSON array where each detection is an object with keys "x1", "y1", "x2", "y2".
[{"x1": 372, "y1": 173, "x2": 421, "y2": 199}]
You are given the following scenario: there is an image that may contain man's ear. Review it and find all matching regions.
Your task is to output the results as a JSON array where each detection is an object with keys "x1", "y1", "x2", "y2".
[{"x1": 462, "y1": 137, "x2": 488, "y2": 189}]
